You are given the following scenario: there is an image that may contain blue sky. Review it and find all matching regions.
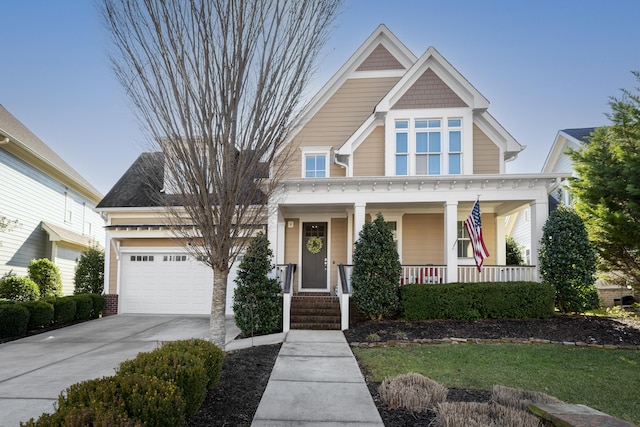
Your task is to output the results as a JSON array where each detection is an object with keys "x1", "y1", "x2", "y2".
[{"x1": 2, "y1": 1, "x2": 639, "y2": 195}]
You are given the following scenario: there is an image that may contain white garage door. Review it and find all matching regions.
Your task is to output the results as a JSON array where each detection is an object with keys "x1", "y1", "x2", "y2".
[{"x1": 121, "y1": 252, "x2": 214, "y2": 314}]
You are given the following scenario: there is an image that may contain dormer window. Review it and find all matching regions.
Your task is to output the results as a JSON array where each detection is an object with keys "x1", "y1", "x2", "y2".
[
  {"x1": 302, "y1": 147, "x2": 331, "y2": 178},
  {"x1": 392, "y1": 117, "x2": 463, "y2": 176}
]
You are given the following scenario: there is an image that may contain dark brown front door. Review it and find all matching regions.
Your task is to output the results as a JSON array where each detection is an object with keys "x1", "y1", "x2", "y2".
[{"x1": 301, "y1": 222, "x2": 327, "y2": 290}]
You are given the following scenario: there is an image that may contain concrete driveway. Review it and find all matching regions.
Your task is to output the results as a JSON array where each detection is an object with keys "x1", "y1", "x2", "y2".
[{"x1": 0, "y1": 314, "x2": 236, "y2": 427}]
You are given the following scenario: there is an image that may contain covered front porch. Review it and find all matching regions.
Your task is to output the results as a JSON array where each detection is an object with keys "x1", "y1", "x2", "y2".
[{"x1": 268, "y1": 174, "x2": 564, "y2": 295}]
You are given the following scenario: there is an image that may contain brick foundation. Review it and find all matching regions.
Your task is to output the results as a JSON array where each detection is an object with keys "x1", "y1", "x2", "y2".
[{"x1": 102, "y1": 294, "x2": 119, "y2": 316}]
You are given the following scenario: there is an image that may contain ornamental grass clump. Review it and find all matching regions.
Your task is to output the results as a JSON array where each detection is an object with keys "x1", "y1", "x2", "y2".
[
  {"x1": 435, "y1": 401, "x2": 542, "y2": 427},
  {"x1": 492, "y1": 385, "x2": 563, "y2": 412},
  {"x1": 379, "y1": 373, "x2": 448, "y2": 412}
]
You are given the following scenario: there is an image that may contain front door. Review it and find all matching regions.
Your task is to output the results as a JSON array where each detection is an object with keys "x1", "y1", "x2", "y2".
[{"x1": 301, "y1": 222, "x2": 328, "y2": 290}]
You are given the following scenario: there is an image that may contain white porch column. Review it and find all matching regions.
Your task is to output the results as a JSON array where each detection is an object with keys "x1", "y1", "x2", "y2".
[
  {"x1": 346, "y1": 209, "x2": 354, "y2": 264},
  {"x1": 353, "y1": 203, "x2": 366, "y2": 244},
  {"x1": 444, "y1": 201, "x2": 458, "y2": 283},
  {"x1": 529, "y1": 199, "x2": 549, "y2": 281},
  {"x1": 495, "y1": 215, "x2": 506, "y2": 265},
  {"x1": 268, "y1": 204, "x2": 284, "y2": 265}
]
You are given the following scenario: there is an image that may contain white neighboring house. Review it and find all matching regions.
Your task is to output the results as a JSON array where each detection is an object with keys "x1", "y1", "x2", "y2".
[
  {"x1": 0, "y1": 105, "x2": 105, "y2": 294},
  {"x1": 506, "y1": 128, "x2": 595, "y2": 265}
]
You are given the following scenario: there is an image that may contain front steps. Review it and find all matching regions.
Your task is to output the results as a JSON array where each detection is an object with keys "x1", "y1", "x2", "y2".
[{"x1": 291, "y1": 293, "x2": 341, "y2": 330}]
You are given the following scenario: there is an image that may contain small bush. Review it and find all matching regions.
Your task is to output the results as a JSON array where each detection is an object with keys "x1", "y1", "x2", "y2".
[
  {"x1": 53, "y1": 296, "x2": 77, "y2": 325},
  {"x1": 88, "y1": 293, "x2": 105, "y2": 318},
  {"x1": 161, "y1": 339, "x2": 224, "y2": 389},
  {"x1": 72, "y1": 294, "x2": 93, "y2": 320},
  {"x1": 0, "y1": 303, "x2": 30, "y2": 338},
  {"x1": 117, "y1": 347, "x2": 207, "y2": 416},
  {"x1": 22, "y1": 300, "x2": 54, "y2": 329},
  {"x1": 73, "y1": 247, "x2": 105, "y2": 295},
  {"x1": 22, "y1": 405, "x2": 142, "y2": 427},
  {"x1": 379, "y1": 373, "x2": 448, "y2": 412},
  {"x1": 58, "y1": 374, "x2": 185, "y2": 426},
  {"x1": 0, "y1": 276, "x2": 39, "y2": 302},
  {"x1": 28, "y1": 258, "x2": 62, "y2": 298}
]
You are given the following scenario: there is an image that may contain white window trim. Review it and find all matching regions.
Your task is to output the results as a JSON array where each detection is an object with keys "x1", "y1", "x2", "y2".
[
  {"x1": 301, "y1": 146, "x2": 332, "y2": 178},
  {"x1": 385, "y1": 108, "x2": 473, "y2": 177}
]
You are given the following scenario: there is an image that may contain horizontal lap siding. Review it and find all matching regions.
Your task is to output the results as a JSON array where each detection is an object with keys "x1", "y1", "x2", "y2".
[
  {"x1": 284, "y1": 219, "x2": 300, "y2": 289},
  {"x1": 473, "y1": 125, "x2": 500, "y2": 174},
  {"x1": 330, "y1": 218, "x2": 347, "y2": 292},
  {"x1": 354, "y1": 126, "x2": 385, "y2": 176},
  {"x1": 402, "y1": 214, "x2": 444, "y2": 265},
  {"x1": 282, "y1": 77, "x2": 400, "y2": 179}
]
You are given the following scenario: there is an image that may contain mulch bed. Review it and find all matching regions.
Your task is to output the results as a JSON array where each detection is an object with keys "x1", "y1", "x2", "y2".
[{"x1": 186, "y1": 315, "x2": 640, "y2": 426}]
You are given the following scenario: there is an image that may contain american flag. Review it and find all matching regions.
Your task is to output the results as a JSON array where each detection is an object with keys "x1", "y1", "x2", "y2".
[{"x1": 464, "y1": 200, "x2": 489, "y2": 272}]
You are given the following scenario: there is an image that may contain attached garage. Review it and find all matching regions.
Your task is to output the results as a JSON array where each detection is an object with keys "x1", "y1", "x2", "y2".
[{"x1": 119, "y1": 250, "x2": 239, "y2": 315}]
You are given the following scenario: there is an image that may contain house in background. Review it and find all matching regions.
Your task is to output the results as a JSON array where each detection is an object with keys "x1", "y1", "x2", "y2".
[
  {"x1": 0, "y1": 105, "x2": 105, "y2": 294},
  {"x1": 506, "y1": 128, "x2": 595, "y2": 265},
  {"x1": 98, "y1": 25, "x2": 568, "y2": 326}
]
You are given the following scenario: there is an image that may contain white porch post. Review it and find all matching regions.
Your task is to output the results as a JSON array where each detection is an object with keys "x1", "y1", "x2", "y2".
[
  {"x1": 346, "y1": 208, "x2": 354, "y2": 264},
  {"x1": 529, "y1": 199, "x2": 549, "y2": 281},
  {"x1": 495, "y1": 215, "x2": 506, "y2": 265},
  {"x1": 353, "y1": 202, "x2": 366, "y2": 245},
  {"x1": 268, "y1": 204, "x2": 284, "y2": 265},
  {"x1": 444, "y1": 201, "x2": 458, "y2": 283}
]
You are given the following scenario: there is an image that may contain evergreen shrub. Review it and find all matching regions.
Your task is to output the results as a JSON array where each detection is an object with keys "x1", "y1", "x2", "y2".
[
  {"x1": 352, "y1": 213, "x2": 402, "y2": 320},
  {"x1": 22, "y1": 300, "x2": 54, "y2": 329},
  {"x1": 73, "y1": 247, "x2": 105, "y2": 294},
  {"x1": 58, "y1": 374, "x2": 184, "y2": 427},
  {"x1": 117, "y1": 347, "x2": 207, "y2": 416},
  {"x1": 88, "y1": 293, "x2": 105, "y2": 318},
  {"x1": 0, "y1": 276, "x2": 39, "y2": 302},
  {"x1": 0, "y1": 303, "x2": 30, "y2": 338},
  {"x1": 233, "y1": 232, "x2": 282, "y2": 336},
  {"x1": 399, "y1": 281, "x2": 555, "y2": 320},
  {"x1": 28, "y1": 258, "x2": 62, "y2": 298},
  {"x1": 53, "y1": 296, "x2": 77, "y2": 325},
  {"x1": 72, "y1": 294, "x2": 93, "y2": 320},
  {"x1": 161, "y1": 339, "x2": 224, "y2": 389}
]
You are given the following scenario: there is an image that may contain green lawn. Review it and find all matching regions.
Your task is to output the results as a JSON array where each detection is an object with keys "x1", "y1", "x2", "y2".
[{"x1": 353, "y1": 343, "x2": 640, "y2": 424}]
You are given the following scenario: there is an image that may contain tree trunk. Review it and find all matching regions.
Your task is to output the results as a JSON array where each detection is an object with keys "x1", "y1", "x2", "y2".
[{"x1": 210, "y1": 267, "x2": 228, "y2": 349}]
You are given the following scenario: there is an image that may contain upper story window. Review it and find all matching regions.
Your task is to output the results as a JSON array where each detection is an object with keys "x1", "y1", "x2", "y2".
[
  {"x1": 393, "y1": 118, "x2": 463, "y2": 176},
  {"x1": 302, "y1": 147, "x2": 331, "y2": 178}
]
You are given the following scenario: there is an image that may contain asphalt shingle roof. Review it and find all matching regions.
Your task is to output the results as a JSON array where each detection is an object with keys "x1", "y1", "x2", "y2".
[{"x1": 562, "y1": 127, "x2": 597, "y2": 143}]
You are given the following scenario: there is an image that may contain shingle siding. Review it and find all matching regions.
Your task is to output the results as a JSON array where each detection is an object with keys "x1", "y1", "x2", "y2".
[
  {"x1": 356, "y1": 44, "x2": 406, "y2": 71},
  {"x1": 391, "y1": 69, "x2": 468, "y2": 110}
]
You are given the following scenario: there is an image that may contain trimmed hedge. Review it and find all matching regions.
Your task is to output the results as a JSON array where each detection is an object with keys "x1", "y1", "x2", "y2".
[
  {"x1": 53, "y1": 296, "x2": 77, "y2": 325},
  {"x1": 161, "y1": 338, "x2": 225, "y2": 389},
  {"x1": 72, "y1": 294, "x2": 93, "y2": 321},
  {"x1": 0, "y1": 276, "x2": 39, "y2": 302},
  {"x1": 399, "y1": 281, "x2": 555, "y2": 321},
  {"x1": 0, "y1": 303, "x2": 30, "y2": 338},
  {"x1": 88, "y1": 293, "x2": 105, "y2": 319},
  {"x1": 117, "y1": 346, "x2": 208, "y2": 416},
  {"x1": 22, "y1": 301, "x2": 54, "y2": 330}
]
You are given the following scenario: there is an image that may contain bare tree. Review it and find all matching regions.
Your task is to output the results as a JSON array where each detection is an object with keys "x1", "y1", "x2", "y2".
[{"x1": 101, "y1": 0, "x2": 341, "y2": 347}]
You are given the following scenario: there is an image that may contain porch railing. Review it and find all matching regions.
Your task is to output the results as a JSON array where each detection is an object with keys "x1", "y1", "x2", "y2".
[
  {"x1": 277, "y1": 263, "x2": 295, "y2": 333},
  {"x1": 400, "y1": 265, "x2": 536, "y2": 285}
]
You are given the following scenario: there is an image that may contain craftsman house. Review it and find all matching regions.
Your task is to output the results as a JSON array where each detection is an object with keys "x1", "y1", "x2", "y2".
[
  {"x1": 0, "y1": 105, "x2": 105, "y2": 293},
  {"x1": 98, "y1": 25, "x2": 567, "y2": 324}
]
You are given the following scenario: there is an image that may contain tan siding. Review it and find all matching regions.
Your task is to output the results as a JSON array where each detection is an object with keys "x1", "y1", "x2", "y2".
[
  {"x1": 120, "y1": 238, "x2": 184, "y2": 247},
  {"x1": 281, "y1": 77, "x2": 400, "y2": 179},
  {"x1": 473, "y1": 124, "x2": 500, "y2": 174},
  {"x1": 392, "y1": 69, "x2": 467, "y2": 110},
  {"x1": 108, "y1": 245, "x2": 118, "y2": 294},
  {"x1": 482, "y1": 213, "x2": 496, "y2": 262},
  {"x1": 353, "y1": 126, "x2": 385, "y2": 176},
  {"x1": 330, "y1": 218, "x2": 347, "y2": 292},
  {"x1": 284, "y1": 219, "x2": 300, "y2": 290},
  {"x1": 401, "y1": 214, "x2": 444, "y2": 264},
  {"x1": 356, "y1": 44, "x2": 405, "y2": 71}
]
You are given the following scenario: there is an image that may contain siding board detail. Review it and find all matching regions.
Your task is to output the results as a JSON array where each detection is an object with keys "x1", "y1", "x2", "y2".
[
  {"x1": 353, "y1": 126, "x2": 385, "y2": 176},
  {"x1": 392, "y1": 69, "x2": 467, "y2": 110},
  {"x1": 473, "y1": 124, "x2": 500, "y2": 174}
]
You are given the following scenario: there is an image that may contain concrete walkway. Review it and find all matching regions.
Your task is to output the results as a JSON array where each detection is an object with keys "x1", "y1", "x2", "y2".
[{"x1": 251, "y1": 330, "x2": 384, "y2": 426}]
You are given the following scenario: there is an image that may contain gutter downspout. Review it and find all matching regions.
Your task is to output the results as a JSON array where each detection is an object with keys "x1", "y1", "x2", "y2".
[{"x1": 334, "y1": 153, "x2": 350, "y2": 176}]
